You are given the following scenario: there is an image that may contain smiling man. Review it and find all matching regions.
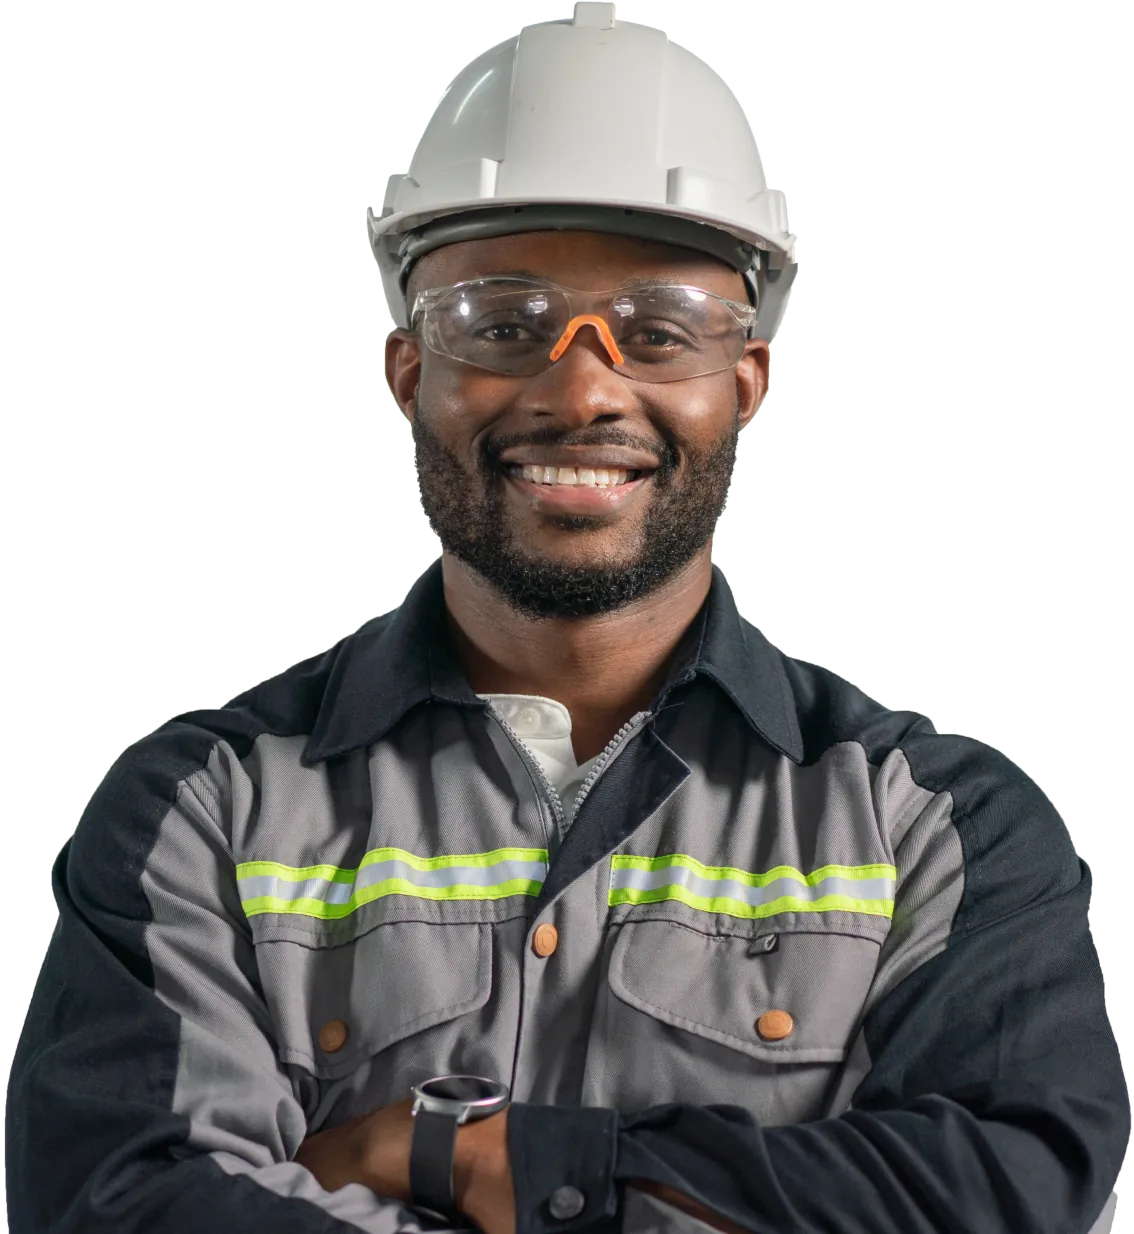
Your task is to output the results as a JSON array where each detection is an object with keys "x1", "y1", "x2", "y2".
[{"x1": 5, "y1": 5, "x2": 1128, "y2": 1234}]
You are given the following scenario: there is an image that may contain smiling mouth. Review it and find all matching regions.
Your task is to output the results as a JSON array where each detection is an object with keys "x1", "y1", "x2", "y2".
[{"x1": 504, "y1": 463, "x2": 645, "y2": 488}]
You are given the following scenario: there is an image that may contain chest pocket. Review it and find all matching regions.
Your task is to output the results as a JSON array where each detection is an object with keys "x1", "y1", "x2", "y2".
[
  {"x1": 254, "y1": 919, "x2": 493, "y2": 1087},
  {"x1": 612, "y1": 919, "x2": 881, "y2": 1063}
]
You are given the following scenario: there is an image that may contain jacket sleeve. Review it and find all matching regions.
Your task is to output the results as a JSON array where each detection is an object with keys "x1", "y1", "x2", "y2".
[
  {"x1": 5, "y1": 721, "x2": 449, "y2": 1234},
  {"x1": 505, "y1": 730, "x2": 1129, "y2": 1234}
]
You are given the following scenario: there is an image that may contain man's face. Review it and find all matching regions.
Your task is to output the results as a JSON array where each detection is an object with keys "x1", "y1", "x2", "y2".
[{"x1": 386, "y1": 230, "x2": 769, "y2": 618}]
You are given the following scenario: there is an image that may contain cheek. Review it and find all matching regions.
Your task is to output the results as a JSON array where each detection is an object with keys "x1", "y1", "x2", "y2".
[
  {"x1": 420, "y1": 358, "x2": 514, "y2": 448},
  {"x1": 416, "y1": 402, "x2": 487, "y2": 465},
  {"x1": 453, "y1": 379, "x2": 524, "y2": 432},
  {"x1": 653, "y1": 381, "x2": 738, "y2": 452},
  {"x1": 433, "y1": 346, "x2": 511, "y2": 392}
]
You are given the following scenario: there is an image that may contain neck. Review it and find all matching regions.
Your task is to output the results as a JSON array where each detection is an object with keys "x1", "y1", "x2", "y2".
[{"x1": 441, "y1": 549, "x2": 712, "y2": 761}]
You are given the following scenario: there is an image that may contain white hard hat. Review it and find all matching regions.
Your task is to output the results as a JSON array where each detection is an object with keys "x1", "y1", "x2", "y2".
[{"x1": 368, "y1": 2, "x2": 797, "y2": 341}]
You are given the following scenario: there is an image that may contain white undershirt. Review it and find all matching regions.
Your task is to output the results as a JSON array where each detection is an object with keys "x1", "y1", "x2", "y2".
[{"x1": 479, "y1": 693, "x2": 601, "y2": 824}]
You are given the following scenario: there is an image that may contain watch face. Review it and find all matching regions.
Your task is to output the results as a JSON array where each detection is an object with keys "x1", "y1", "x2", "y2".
[{"x1": 419, "y1": 1076, "x2": 499, "y2": 1103}]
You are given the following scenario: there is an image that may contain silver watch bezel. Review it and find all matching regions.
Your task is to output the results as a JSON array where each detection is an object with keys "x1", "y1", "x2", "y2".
[{"x1": 410, "y1": 1074, "x2": 510, "y2": 1124}]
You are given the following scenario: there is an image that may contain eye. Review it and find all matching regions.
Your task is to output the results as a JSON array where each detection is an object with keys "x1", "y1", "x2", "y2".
[
  {"x1": 471, "y1": 322, "x2": 534, "y2": 343},
  {"x1": 623, "y1": 323, "x2": 691, "y2": 348}
]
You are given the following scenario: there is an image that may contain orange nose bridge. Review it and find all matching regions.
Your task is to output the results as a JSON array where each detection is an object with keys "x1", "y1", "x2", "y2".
[{"x1": 548, "y1": 314, "x2": 625, "y2": 366}]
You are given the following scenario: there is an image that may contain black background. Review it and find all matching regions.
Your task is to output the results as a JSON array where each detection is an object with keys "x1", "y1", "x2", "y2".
[{"x1": 11, "y1": 0, "x2": 1110, "y2": 1120}]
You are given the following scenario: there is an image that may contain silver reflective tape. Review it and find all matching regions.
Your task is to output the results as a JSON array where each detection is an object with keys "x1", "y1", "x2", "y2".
[
  {"x1": 609, "y1": 865, "x2": 895, "y2": 906},
  {"x1": 238, "y1": 857, "x2": 548, "y2": 905}
]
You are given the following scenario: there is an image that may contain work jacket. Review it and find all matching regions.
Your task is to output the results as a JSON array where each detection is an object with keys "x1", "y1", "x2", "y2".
[{"x1": 6, "y1": 561, "x2": 1128, "y2": 1233}]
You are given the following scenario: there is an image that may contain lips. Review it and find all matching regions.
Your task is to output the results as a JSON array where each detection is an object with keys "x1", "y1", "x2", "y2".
[
  {"x1": 503, "y1": 465, "x2": 651, "y2": 514},
  {"x1": 497, "y1": 445, "x2": 660, "y2": 474},
  {"x1": 508, "y1": 463, "x2": 639, "y2": 488}
]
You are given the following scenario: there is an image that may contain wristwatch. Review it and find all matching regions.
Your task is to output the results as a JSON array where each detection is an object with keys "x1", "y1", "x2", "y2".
[{"x1": 409, "y1": 1074, "x2": 511, "y2": 1222}]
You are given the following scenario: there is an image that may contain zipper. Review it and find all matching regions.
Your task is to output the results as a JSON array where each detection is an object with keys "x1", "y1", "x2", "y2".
[
  {"x1": 489, "y1": 706, "x2": 654, "y2": 839},
  {"x1": 490, "y1": 711, "x2": 567, "y2": 842},
  {"x1": 570, "y1": 709, "x2": 653, "y2": 817}
]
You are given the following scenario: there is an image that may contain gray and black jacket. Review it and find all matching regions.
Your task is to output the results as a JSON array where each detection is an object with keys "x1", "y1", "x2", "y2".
[{"x1": 6, "y1": 562, "x2": 1128, "y2": 1233}]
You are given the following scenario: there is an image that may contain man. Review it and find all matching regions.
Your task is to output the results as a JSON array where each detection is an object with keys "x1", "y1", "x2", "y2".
[{"x1": 5, "y1": 4, "x2": 1127, "y2": 1233}]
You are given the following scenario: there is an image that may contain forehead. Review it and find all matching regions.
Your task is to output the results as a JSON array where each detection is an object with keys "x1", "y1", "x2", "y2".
[{"x1": 408, "y1": 229, "x2": 748, "y2": 300}]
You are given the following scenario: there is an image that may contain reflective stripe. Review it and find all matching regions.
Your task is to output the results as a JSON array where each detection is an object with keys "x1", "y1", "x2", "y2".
[
  {"x1": 609, "y1": 855, "x2": 897, "y2": 920},
  {"x1": 236, "y1": 846, "x2": 549, "y2": 919}
]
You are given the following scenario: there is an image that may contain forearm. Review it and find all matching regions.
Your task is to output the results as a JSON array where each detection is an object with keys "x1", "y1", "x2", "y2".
[
  {"x1": 454, "y1": 1110, "x2": 517, "y2": 1233},
  {"x1": 451, "y1": 1110, "x2": 755, "y2": 1234}
]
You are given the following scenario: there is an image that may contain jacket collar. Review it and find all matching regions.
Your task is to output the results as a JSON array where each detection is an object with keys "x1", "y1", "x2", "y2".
[{"x1": 303, "y1": 559, "x2": 803, "y2": 764}]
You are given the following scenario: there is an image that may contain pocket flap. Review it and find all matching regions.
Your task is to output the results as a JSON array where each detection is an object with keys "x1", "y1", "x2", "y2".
[
  {"x1": 257, "y1": 920, "x2": 491, "y2": 1079},
  {"x1": 608, "y1": 920, "x2": 881, "y2": 1064}
]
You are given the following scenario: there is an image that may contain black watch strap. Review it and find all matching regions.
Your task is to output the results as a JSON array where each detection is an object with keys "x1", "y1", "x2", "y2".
[{"x1": 410, "y1": 1107, "x2": 461, "y2": 1222}]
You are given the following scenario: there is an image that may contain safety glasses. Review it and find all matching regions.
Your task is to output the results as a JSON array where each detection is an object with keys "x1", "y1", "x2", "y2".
[{"x1": 409, "y1": 276, "x2": 759, "y2": 383}]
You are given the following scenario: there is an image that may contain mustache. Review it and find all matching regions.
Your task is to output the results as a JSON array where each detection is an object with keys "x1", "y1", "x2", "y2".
[{"x1": 479, "y1": 426, "x2": 677, "y2": 472}]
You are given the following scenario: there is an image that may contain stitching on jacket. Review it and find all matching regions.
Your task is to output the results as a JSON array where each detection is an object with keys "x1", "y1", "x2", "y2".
[{"x1": 609, "y1": 914, "x2": 885, "y2": 944}]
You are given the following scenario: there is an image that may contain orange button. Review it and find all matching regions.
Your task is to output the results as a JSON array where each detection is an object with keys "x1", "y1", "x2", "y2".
[
  {"x1": 756, "y1": 1010, "x2": 794, "y2": 1041},
  {"x1": 532, "y1": 923, "x2": 559, "y2": 957},
  {"x1": 317, "y1": 1019, "x2": 350, "y2": 1053}
]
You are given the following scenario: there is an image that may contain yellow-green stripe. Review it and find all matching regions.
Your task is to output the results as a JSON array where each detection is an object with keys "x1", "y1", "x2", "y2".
[
  {"x1": 237, "y1": 846, "x2": 549, "y2": 920},
  {"x1": 609, "y1": 854, "x2": 896, "y2": 920}
]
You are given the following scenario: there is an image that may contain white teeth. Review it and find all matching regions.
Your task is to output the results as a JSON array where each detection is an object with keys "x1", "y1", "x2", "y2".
[{"x1": 518, "y1": 464, "x2": 632, "y2": 487}]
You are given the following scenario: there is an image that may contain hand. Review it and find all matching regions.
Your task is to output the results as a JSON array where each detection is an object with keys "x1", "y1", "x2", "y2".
[
  {"x1": 293, "y1": 1098, "x2": 413, "y2": 1201},
  {"x1": 293, "y1": 1098, "x2": 515, "y2": 1234}
]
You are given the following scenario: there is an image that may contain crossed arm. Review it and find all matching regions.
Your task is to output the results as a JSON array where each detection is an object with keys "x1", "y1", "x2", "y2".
[{"x1": 293, "y1": 1099, "x2": 741, "y2": 1234}]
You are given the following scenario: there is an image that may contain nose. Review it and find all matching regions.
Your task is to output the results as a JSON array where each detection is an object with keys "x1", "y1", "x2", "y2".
[{"x1": 513, "y1": 318, "x2": 638, "y2": 429}]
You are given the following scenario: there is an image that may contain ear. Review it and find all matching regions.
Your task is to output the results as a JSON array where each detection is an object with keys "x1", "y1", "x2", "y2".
[
  {"x1": 735, "y1": 339, "x2": 770, "y2": 430},
  {"x1": 385, "y1": 329, "x2": 422, "y2": 424}
]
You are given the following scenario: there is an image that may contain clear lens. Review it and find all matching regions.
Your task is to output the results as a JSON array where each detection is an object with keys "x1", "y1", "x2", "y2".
[{"x1": 416, "y1": 279, "x2": 753, "y2": 382}]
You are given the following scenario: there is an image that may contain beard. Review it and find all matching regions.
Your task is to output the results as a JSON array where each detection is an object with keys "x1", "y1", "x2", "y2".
[{"x1": 411, "y1": 398, "x2": 739, "y2": 619}]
